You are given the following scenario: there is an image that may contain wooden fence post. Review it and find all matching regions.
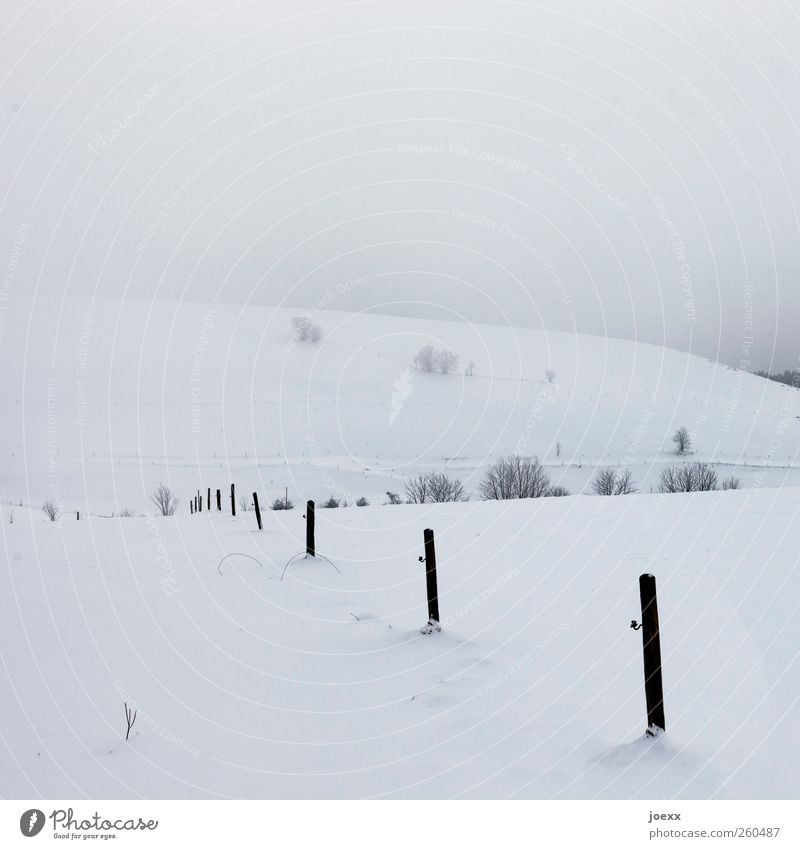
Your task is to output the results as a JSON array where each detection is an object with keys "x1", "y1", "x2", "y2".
[
  {"x1": 207, "y1": 488, "x2": 211, "y2": 513},
  {"x1": 76, "y1": 510, "x2": 80, "y2": 521},
  {"x1": 253, "y1": 493, "x2": 262, "y2": 531},
  {"x1": 190, "y1": 501, "x2": 194, "y2": 515},
  {"x1": 216, "y1": 489, "x2": 221, "y2": 511},
  {"x1": 421, "y1": 528, "x2": 441, "y2": 633},
  {"x1": 638, "y1": 573, "x2": 666, "y2": 736},
  {"x1": 231, "y1": 483, "x2": 236, "y2": 516},
  {"x1": 306, "y1": 500, "x2": 315, "y2": 557}
]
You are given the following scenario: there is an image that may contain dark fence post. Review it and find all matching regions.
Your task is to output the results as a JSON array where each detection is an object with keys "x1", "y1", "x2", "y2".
[
  {"x1": 639, "y1": 573, "x2": 666, "y2": 736},
  {"x1": 193, "y1": 496, "x2": 197, "y2": 513},
  {"x1": 306, "y1": 500, "x2": 315, "y2": 557},
  {"x1": 216, "y1": 489, "x2": 221, "y2": 511},
  {"x1": 253, "y1": 493, "x2": 262, "y2": 531},
  {"x1": 421, "y1": 528, "x2": 441, "y2": 633},
  {"x1": 190, "y1": 501, "x2": 194, "y2": 515},
  {"x1": 231, "y1": 483, "x2": 236, "y2": 516},
  {"x1": 207, "y1": 488, "x2": 211, "y2": 513},
  {"x1": 76, "y1": 510, "x2": 80, "y2": 521}
]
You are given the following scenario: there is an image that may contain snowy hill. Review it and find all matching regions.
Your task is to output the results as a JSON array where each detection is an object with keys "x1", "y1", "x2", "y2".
[
  {"x1": 2, "y1": 490, "x2": 799, "y2": 798},
  {"x1": 2, "y1": 295, "x2": 800, "y2": 798},
  {"x1": 1, "y1": 293, "x2": 799, "y2": 514}
]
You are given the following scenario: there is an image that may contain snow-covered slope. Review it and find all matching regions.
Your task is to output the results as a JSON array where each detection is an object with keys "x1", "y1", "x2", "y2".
[
  {"x1": 2, "y1": 490, "x2": 799, "y2": 799},
  {"x1": 2, "y1": 295, "x2": 800, "y2": 799},
  {"x1": 1, "y1": 293, "x2": 799, "y2": 514}
]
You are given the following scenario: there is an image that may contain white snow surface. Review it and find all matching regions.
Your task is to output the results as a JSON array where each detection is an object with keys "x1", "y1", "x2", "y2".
[{"x1": 1, "y1": 295, "x2": 800, "y2": 798}]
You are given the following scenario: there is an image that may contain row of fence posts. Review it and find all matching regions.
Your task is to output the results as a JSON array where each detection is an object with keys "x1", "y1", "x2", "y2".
[
  {"x1": 188, "y1": 485, "x2": 231, "y2": 515},
  {"x1": 189, "y1": 486, "x2": 666, "y2": 738}
]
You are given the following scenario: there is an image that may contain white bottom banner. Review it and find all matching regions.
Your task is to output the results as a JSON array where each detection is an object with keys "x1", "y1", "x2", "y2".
[{"x1": 1, "y1": 800, "x2": 796, "y2": 848}]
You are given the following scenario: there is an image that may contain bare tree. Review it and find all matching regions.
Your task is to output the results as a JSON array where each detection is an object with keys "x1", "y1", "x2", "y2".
[
  {"x1": 291, "y1": 315, "x2": 310, "y2": 341},
  {"x1": 672, "y1": 426, "x2": 691, "y2": 455},
  {"x1": 150, "y1": 483, "x2": 177, "y2": 516},
  {"x1": 413, "y1": 344, "x2": 437, "y2": 372},
  {"x1": 479, "y1": 455, "x2": 551, "y2": 500},
  {"x1": 291, "y1": 316, "x2": 322, "y2": 343},
  {"x1": 435, "y1": 349, "x2": 459, "y2": 375},
  {"x1": 42, "y1": 500, "x2": 60, "y2": 522},
  {"x1": 613, "y1": 468, "x2": 636, "y2": 495},
  {"x1": 722, "y1": 475, "x2": 742, "y2": 490}
]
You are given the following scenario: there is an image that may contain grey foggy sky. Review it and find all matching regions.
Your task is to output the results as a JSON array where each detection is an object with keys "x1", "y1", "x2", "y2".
[{"x1": 1, "y1": 0, "x2": 799, "y2": 370}]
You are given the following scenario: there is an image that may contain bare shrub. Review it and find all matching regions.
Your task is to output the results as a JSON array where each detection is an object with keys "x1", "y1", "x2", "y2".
[
  {"x1": 672, "y1": 426, "x2": 691, "y2": 455},
  {"x1": 404, "y1": 475, "x2": 429, "y2": 504},
  {"x1": 658, "y1": 462, "x2": 718, "y2": 493},
  {"x1": 693, "y1": 463, "x2": 718, "y2": 491},
  {"x1": 322, "y1": 495, "x2": 340, "y2": 508},
  {"x1": 6, "y1": 507, "x2": 14, "y2": 524},
  {"x1": 42, "y1": 500, "x2": 60, "y2": 522},
  {"x1": 591, "y1": 467, "x2": 635, "y2": 495},
  {"x1": 406, "y1": 472, "x2": 467, "y2": 504},
  {"x1": 722, "y1": 475, "x2": 742, "y2": 490},
  {"x1": 356, "y1": 496, "x2": 369, "y2": 506},
  {"x1": 385, "y1": 491, "x2": 403, "y2": 505},
  {"x1": 479, "y1": 455, "x2": 551, "y2": 500},
  {"x1": 150, "y1": 483, "x2": 177, "y2": 516},
  {"x1": 591, "y1": 467, "x2": 618, "y2": 496},
  {"x1": 427, "y1": 472, "x2": 466, "y2": 502},
  {"x1": 238, "y1": 496, "x2": 252, "y2": 512},
  {"x1": 118, "y1": 506, "x2": 134, "y2": 517},
  {"x1": 546, "y1": 485, "x2": 570, "y2": 497},
  {"x1": 413, "y1": 344, "x2": 437, "y2": 372},
  {"x1": 435, "y1": 349, "x2": 459, "y2": 375}
]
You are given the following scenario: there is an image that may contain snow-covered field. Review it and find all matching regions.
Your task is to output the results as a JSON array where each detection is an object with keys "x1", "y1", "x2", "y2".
[{"x1": 2, "y1": 294, "x2": 800, "y2": 798}]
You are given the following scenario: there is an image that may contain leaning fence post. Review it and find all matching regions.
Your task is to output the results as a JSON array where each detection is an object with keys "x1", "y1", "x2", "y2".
[
  {"x1": 638, "y1": 573, "x2": 666, "y2": 736},
  {"x1": 216, "y1": 488, "x2": 221, "y2": 511},
  {"x1": 190, "y1": 501, "x2": 194, "y2": 515},
  {"x1": 306, "y1": 500, "x2": 315, "y2": 557},
  {"x1": 420, "y1": 528, "x2": 441, "y2": 633},
  {"x1": 231, "y1": 483, "x2": 236, "y2": 516},
  {"x1": 253, "y1": 493, "x2": 262, "y2": 531}
]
